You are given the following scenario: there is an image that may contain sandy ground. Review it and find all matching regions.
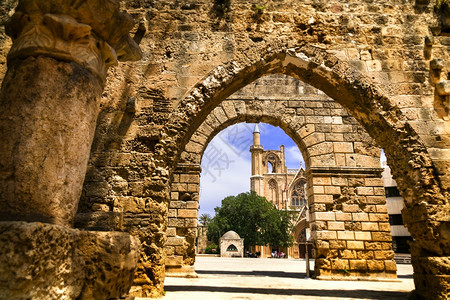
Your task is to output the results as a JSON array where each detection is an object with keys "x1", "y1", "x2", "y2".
[{"x1": 147, "y1": 256, "x2": 414, "y2": 300}]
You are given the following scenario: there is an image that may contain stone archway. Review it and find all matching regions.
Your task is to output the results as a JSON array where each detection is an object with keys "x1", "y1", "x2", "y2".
[
  {"x1": 163, "y1": 45, "x2": 449, "y2": 298},
  {"x1": 167, "y1": 73, "x2": 395, "y2": 281}
]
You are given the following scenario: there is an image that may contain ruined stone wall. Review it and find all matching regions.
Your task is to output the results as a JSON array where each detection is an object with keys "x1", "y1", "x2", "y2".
[
  {"x1": 80, "y1": 1, "x2": 448, "y2": 297},
  {"x1": 1, "y1": 0, "x2": 448, "y2": 298},
  {"x1": 167, "y1": 73, "x2": 396, "y2": 279}
]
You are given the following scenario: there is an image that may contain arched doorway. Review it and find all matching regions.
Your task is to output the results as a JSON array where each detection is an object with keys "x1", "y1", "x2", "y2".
[
  {"x1": 166, "y1": 71, "x2": 395, "y2": 281},
  {"x1": 163, "y1": 47, "x2": 447, "y2": 296}
]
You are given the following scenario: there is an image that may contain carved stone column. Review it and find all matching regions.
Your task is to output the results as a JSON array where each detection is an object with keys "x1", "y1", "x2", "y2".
[
  {"x1": 0, "y1": 0, "x2": 141, "y2": 226},
  {"x1": 0, "y1": 1, "x2": 143, "y2": 298}
]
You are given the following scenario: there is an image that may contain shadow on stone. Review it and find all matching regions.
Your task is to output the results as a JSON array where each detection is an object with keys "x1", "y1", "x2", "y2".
[
  {"x1": 196, "y1": 270, "x2": 307, "y2": 279},
  {"x1": 165, "y1": 285, "x2": 409, "y2": 299}
]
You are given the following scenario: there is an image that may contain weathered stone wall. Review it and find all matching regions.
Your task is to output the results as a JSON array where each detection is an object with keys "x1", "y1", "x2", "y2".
[
  {"x1": 76, "y1": 1, "x2": 448, "y2": 297},
  {"x1": 166, "y1": 74, "x2": 395, "y2": 279},
  {"x1": 1, "y1": 0, "x2": 448, "y2": 298}
]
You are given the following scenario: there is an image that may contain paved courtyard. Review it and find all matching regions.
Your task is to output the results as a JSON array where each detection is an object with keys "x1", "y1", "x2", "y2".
[{"x1": 155, "y1": 256, "x2": 414, "y2": 299}]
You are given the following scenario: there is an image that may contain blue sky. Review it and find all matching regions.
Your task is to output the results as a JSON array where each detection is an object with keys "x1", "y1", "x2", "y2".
[
  {"x1": 198, "y1": 122, "x2": 388, "y2": 218},
  {"x1": 199, "y1": 123, "x2": 304, "y2": 217}
]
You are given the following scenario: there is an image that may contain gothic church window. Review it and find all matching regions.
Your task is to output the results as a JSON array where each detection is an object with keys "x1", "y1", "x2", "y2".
[{"x1": 291, "y1": 181, "x2": 306, "y2": 207}]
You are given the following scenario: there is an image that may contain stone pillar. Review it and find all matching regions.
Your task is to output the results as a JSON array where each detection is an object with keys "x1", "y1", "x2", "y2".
[
  {"x1": 166, "y1": 163, "x2": 200, "y2": 277},
  {"x1": 307, "y1": 167, "x2": 397, "y2": 280},
  {"x1": 403, "y1": 203, "x2": 450, "y2": 300},
  {"x1": 0, "y1": 1, "x2": 142, "y2": 298},
  {"x1": 0, "y1": 0, "x2": 141, "y2": 226}
]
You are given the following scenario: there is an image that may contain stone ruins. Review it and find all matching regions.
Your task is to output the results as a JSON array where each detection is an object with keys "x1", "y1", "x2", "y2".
[{"x1": 0, "y1": 0, "x2": 448, "y2": 299}]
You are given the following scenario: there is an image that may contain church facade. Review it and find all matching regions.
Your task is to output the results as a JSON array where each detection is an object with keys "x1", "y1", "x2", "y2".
[{"x1": 250, "y1": 124, "x2": 310, "y2": 259}]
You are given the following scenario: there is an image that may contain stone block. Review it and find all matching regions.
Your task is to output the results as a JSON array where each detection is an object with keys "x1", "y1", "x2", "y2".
[
  {"x1": 185, "y1": 219, "x2": 198, "y2": 228},
  {"x1": 325, "y1": 133, "x2": 344, "y2": 141},
  {"x1": 303, "y1": 132, "x2": 325, "y2": 146},
  {"x1": 77, "y1": 231, "x2": 140, "y2": 299},
  {"x1": 352, "y1": 213, "x2": 369, "y2": 221},
  {"x1": 316, "y1": 230, "x2": 337, "y2": 240},
  {"x1": 309, "y1": 142, "x2": 334, "y2": 156},
  {"x1": 0, "y1": 222, "x2": 84, "y2": 299},
  {"x1": 356, "y1": 250, "x2": 374, "y2": 260},
  {"x1": 339, "y1": 249, "x2": 356, "y2": 259},
  {"x1": 0, "y1": 222, "x2": 139, "y2": 300},
  {"x1": 180, "y1": 174, "x2": 200, "y2": 184},
  {"x1": 168, "y1": 209, "x2": 177, "y2": 218},
  {"x1": 313, "y1": 212, "x2": 336, "y2": 221},
  {"x1": 177, "y1": 209, "x2": 197, "y2": 218},
  {"x1": 374, "y1": 250, "x2": 395, "y2": 260},
  {"x1": 328, "y1": 221, "x2": 345, "y2": 230},
  {"x1": 165, "y1": 256, "x2": 183, "y2": 267},
  {"x1": 342, "y1": 204, "x2": 360, "y2": 213},
  {"x1": 317, "y1": 240, "x2": 330, "y2": 249},
  {"x1": 312, "y1": 185, "x2": 325, "y2": 194},
  {"x1": 329, "y1": 240, "x2": 347, "y2": 249},
  {"x1": 376, "y1": 205, "x2": 388, "y2": 213},
  {"x1": 331, "y1": 177, "x2": 348, "y2": 186},
  {"x1": 337, "y1": 231, "x2": 354, "y2": 240},
  {"x1": 364, "y1": 178, "x2": 384, "y2": 187},
  {"x1": 361, "y1": 222, "x2": 379, "y2": 231},
  {"x1": 356, "y1": 187, "x2": 374, "y2": 196},
  {"x1": 168, "y1": 218, "x2": 185, "y2": 228},
  {"x1": 331, "y1": 124, "x2": 353, "y2": 133},
  {"x1": 367, "y1": 260, "x2": 386, "y2": 271},
  {"x1": 333, "y1": 142, "x2": 354, "y2": 153},
  {"x1": 187, "y1": 184, "x2": 199, "y2": 192},
  {"x1": 312, "y1": 177, "x2": 332, "y2": 185},
  {"x1": 166, "y1": 228, "x2": 177, "y2": 237},
  {"x1": 313, "y1": 194, "x2": 334, "y2": 203},
  {"x1": 165, "y1": 246, "x2": 175, "y2": 256},
  {"x1": 169, "y1": 201, "x2": 186, "y2": 209},
  {"x1": 385, "y1": 260, "x2": 397, "y2": 272},
  {"x1": 347, "y1": 241, "x2": 365, "y2": 250},
  {"x1": 186, "y1": 201, "x2": 199, "y2": 209},
  {"x1": 167, "y1": 237, "x2": 185, "y2": 246},
  {"x1": 378, "y1": 222, "x2": 391, "y2": 232},
  {"x1": 335, "y1": 212, "x2": 353, "y2": 221},
  {"x1": 331, "y1": 259, "x2": 350, "y2": 270},
  {"x1": 335, "y1": 154, "x2": 346, "y2": 166},
  {"x1": 363, "y1": 205, "x2": 376, "y2": 213},
  {"x1": 324, "y1": 186, "x2": 341, "y2": 194},
  {"x1": 371, "y1": 232, "x2": 392, "y2": 242},
  {"x1": 310, "y1": 154, "x2": 336, "y2": 167},
  {"x1": 354, "y1": 231, "x2": 372, "y2": 240},
  {"x1": 171, "y1": 183, "x2": 189, "y2": 194},
  {"x1": 313, "y1": 221, "x2": 327, "y2": 230},
  {"x1": 349, "y1": 260, "x2": 368, "y2": 271},
  {"x1": 369, "y1": 213, "x2": 389, "y2": 222},
  {"x1": 373, "y1": 187, "x2": 386, "y2": 196},
  {"x1": 366, "y1": 196, "x2": 386, "y2": 205},
  {"x1": 364, "y1": 242, "x2": 383, "y2": 250}
]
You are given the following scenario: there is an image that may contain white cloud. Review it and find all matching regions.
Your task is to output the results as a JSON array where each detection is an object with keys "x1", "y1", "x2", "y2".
[
  {"x1": 199, "y1": 130, "x2": 251, "y2": 217},
  {"x1": 285, "y1": 145, "x2": 304, "y2": 169}
]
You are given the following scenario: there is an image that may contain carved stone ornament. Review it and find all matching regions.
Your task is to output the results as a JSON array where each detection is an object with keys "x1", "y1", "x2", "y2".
[{"x1": 6, "y1": 0, "x2": 142, "y2": 82}]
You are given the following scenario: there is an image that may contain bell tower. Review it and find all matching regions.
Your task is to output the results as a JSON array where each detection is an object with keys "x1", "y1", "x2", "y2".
[{"x1": 250, "y1": 124, "x2": 264, "y2": 195}]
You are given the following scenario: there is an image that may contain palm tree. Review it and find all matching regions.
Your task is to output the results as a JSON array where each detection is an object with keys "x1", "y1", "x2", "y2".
[{"x1": 199, "y1": 213, "x2": 212, "y2": 226}]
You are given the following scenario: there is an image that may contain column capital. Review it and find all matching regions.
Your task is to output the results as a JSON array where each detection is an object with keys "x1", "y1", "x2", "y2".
[{"x1": 6, "y1": 0, "x2": 142, "y2": 83}]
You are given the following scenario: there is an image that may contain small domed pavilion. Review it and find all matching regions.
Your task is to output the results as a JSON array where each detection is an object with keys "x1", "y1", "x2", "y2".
[{"x1": 219, "y1": 231, "x2": 244, "y2": 258}]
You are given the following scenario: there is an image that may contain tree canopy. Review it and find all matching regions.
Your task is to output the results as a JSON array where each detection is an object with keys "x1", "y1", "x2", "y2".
[
  {"x1": 207, "y1": 191, "x2": 295, "y2": 249},
  {"x1": 199, "y1": 213, "x2": 212, "y2": 226}
]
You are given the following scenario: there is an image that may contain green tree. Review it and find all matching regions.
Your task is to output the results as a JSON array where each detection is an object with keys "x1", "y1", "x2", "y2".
[
  {"x1": 207, "y1": 191, "x2": 295, "y2": 249},
  {"x1": 199, "y1": 213, "x2": 212, "y2": 226}
]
